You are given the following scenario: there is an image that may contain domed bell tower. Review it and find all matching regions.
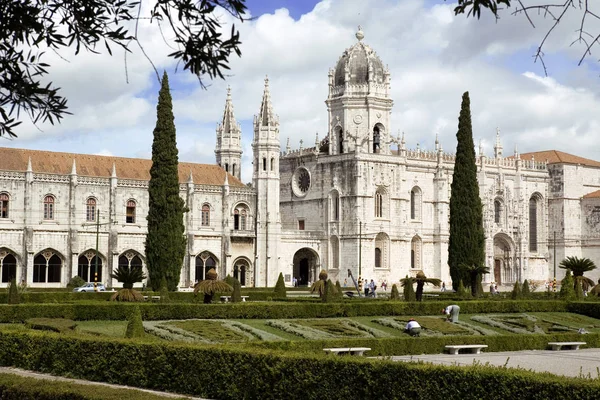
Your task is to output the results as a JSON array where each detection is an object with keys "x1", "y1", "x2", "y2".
[{"x1": 325, "y1": 26, "x2": 393, "y2": 155}]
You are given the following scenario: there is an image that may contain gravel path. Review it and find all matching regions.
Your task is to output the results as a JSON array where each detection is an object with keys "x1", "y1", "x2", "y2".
[{"x1": 0, "y1": 367, "x2": 209, "y2": 399}]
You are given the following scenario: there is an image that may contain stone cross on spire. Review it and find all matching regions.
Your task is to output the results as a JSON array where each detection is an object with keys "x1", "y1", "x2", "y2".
[{"x1": 356, "y1": 25, "x2": 364, "y2": 41}]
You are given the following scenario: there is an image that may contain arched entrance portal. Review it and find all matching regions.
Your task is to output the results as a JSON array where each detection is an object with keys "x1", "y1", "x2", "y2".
[
  {"x1": 233, "y1": 257, "x2": 252, "y2": 287},
  {"x1": 292, "y1": 248, "x2": 320, "y2": 287},
  {"x1": 493, "y1": 234, "x2": 513, "y2": 285}
]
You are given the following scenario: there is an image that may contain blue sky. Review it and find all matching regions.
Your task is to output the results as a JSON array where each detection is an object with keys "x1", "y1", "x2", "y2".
[{"x1": 4, "y1": 0, "x2": 600, "y2": 184}]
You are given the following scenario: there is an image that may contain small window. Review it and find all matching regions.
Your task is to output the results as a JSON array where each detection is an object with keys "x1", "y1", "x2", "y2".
[
  {"x1": 43, "y1": 195, "x2": 55, "y2": 220},
  {"x1": 494, "y1": 200, "x2": 501, "y2": 224},
  {"x1": 0, "y1": 193, "x2": 8, "y2": 218},
  {"x1": 263, "y1": 158, "x2": 267, "y2": 171},
  {"x1": 225, "y1": 163, "x2": 229, "y2": 172},
  {"x1": 270, "y1": 158, "x2": 274, "y2": 171},
  {"x1": 234, "y1": 205, "x2": 249, "y2": 230},
  {"x1": 126, "y1": 200, "x2": 136, "y2": 224},
  {"x1": 234, "y1": 209, "x2": 240, "y2": 230},
  {"x1": 86, "y1": 198, "x2": 97, "y2": 222},
  {"x1": 232, "y1": 164, "x2": 236, "y2": 177},
  {"x1": 240, "y1": 209, "x2": 247, "y2": 230},
  {"x1": 298, "y1": 220, "x2": 305, "y2": 230},
  {"x1": 201, "y1": 204, "x2": 210, "y2": 226},
  {"x1": 375, "y1": 192, "x2": 383, "y2": 218}
]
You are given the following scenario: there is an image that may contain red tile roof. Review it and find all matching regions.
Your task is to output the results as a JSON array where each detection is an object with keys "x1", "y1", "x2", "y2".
[
  {"x1": 583, "y1": 190, "x2": 600, "y2": 199},
  {"x1": 518, "y1": 150, "x2": 600, "y2": 168},
  {"x1": 0, "y1": 147, "x2": 246, "y2": 187}
]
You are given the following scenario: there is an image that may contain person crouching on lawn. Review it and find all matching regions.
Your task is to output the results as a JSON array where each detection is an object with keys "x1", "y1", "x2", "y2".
[
  {"x1": 442, "y1": 304, "x2": 460, "y2": 322},
  {"x1": 404, "y1": 318, "x2": 421, "y2": 337}
]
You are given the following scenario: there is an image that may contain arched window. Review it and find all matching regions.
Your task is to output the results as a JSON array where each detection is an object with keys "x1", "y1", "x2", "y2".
[
  {"x1": 0, "y1": 253, "x2": 16, "y2": 283},
  {"x1": 375, "y1": 192, "x2": 383, "y2": 218},
  {"x1": 233, "y1": 204, "x2": 249, "y2": 230},
  {"x1": 270, "y1": 158, "x2": 274, "y2": 171},
  {"x1": 337, "y1": 127, "x2": 344, "y2": 154},
  {"x1": 195, "y1": 252, "x2": 218, "y2": 282},
  {"x1": 375, "y1": 232, "x2": 389, "y2": 269},
  {"x1": 494, "y1": 199, "x2": 501, "y2": 224},
  {"x1": 78, "y1": 253, "x2": 103, "y2": 282},
  {"x1": 234, "y1": 259, "x2": 250, "y2": 286},
  {"x1": 232, "y1": 164, "x2": 236, "y2": 177},
  {"x1": 118, "y1": 252, "x2": 143, "y2": 272},
  {"x1": 43, "y1": 195, "x2": 55, "y2": 220},
  {"x1": 529, "y1": 196, "x2": 539, "y2": 252},
  {"x1": 410, "y1": 187, "x2": 422, "y2": 220},
  {"x1": 373, "y1": 125, "x2": 381, "y2": 153},
  {"x1": 0, "y1": 193, "x2": 9, "y2": 218},
  {"x1": 126, "y1": 200, "x2": 136, "y2": 224},
  {"x1": 411, "y1": 236, "x2": 422, "y2": 269},
  {"x1": 201, "y1": 204, "x2": 210, "y2": 226},
  {"x1": 262, "y1": 158, "x2": 267, "y2": 171},
  {"x1": 330, "y1": 236, "x2": 339, "y2": 269},
  {"x1": 33, "y1": 252, "x2": 62, "y2": 283},
  {"x1": 86, "y1": 198, "x2": 97, "y2": 222},
  {"x1": 330, "y1": 191, "x2": 340, "y2": 221}
]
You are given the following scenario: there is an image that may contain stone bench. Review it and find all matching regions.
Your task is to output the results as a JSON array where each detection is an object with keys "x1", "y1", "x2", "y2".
[
  {"x1": 143, "y1": 296, "x2": 161, "y2": 301},
  {"x1": 445, "y1": 344, "x2": 488, "y2": 355},
  {"x1": 548, "y1": 341, "x2": 586, "y2": 351},
  {"x1": 323, "y1": 347, "x2": 371, "y2": 356},
  {"x1": 220, "y1": 295, "x2": 249, "y2": 303}
]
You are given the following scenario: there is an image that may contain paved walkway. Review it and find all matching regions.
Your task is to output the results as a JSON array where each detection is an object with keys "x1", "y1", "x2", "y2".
[
  {"x1": 387, "y1": 348, "x2": 600, "y2": 378},
  {"x1": 0, "y1": 367, "x2": 208, "y2": 399}
]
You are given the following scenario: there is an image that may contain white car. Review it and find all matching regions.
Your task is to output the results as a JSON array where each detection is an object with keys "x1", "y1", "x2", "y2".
[{"x1": 73, "y1": 282, "x2": 106, "y2": 292}]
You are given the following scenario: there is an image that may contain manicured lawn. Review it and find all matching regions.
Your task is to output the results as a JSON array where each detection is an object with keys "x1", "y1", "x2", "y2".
[{"x1": 75, "y1": 320, "x2": 128, "y2": 337}]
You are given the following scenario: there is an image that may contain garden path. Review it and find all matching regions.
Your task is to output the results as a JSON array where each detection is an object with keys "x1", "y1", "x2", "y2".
[
  {"x1": 386, "y1": 348, "x2": 600, "y2": 378},
  {"x1": 0, "y1": 367, "x2": 209, "y2": 399}
]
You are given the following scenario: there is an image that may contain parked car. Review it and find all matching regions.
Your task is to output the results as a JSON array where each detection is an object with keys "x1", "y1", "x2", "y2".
[{"x1": 73, "y1": 282, "x2": 106, "y2": 292}]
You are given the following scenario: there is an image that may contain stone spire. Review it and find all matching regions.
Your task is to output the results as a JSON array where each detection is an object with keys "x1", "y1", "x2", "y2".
[
  {"x1": 221, "y1": 86, "x2": 237, "y2": 134},
  {"x1": 494, "y1": 127, "x2": 503, "y2": 158},
  {"x1": 286, "y1": 137, "x2": 291, "y2": 155},
  {"x1": 26, "y1": 156, "x2": 32, "y2": 172},
  {"x1": 187, "y1": 170, "x2": 194, "y2": 184},
  {"x1": 435, "y1": 133, "x2": 439, "y2": 151},
  {"x1": 71, "y1": 159, "x2": 77, "y2": 175},
  {"x1": 257, "y1": 76, "x2": 277, "y2": 127},
  {"x1": 111, "y1": 162, "x2": 117, "y2": 178}
]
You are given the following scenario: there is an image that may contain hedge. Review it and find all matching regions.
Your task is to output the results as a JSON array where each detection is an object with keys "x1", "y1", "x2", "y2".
[
  {"x1": 0, "y1": 331, "x2": 599, "y2": 399},
  {"x1": 0, "y1": 300, "x2": 572, "y2": 322},
  {"x1": 0, "y1": 372, "x2": 189, "y2": 399},
  {"x1": 238, "y1": 332, "x2": 600, "y2": 356}
]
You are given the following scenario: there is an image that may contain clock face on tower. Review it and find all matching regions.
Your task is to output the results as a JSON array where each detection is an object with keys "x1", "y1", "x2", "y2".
[{"x1": 292, "y1": 167, "x2": 311, "y2": 197}]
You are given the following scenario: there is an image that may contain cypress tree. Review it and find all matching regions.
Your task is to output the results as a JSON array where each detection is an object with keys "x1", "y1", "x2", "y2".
[
  {"x1": 521, "y1": 279, "x2": 531, "y2": 298},
  {"x1": 448, "y1": 92, "x2": 485, "y2": 291},
  {"x1": 145, "y1": 72, "x2": 187, "y2": 291},
  {"x1": 7, "y1": 277, "x2": 19, "y2": 304},
  {"x1": 335, "y1": 280, "x2": 343, "y2": 300},
  {"x1": 125, "y1": 305, "x2": 145, "y2": 338},
  {"x1": 511, "y1": 281, "x2": 522, "y2": 300},
  {"x1": 390, "y1": 284, "x2": 400, "y2": 300},
  {"x1": 274, "y1": 272, "x2": 286, "y2": 299},
  {"x1": 231, "y1": 277, "x2": 242, "y2": 303}
]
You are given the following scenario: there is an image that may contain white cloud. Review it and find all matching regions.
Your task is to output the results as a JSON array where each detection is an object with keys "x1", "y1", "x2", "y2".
[{"x1": 6, "y1": 0, "x2": 600, "y2": 184}]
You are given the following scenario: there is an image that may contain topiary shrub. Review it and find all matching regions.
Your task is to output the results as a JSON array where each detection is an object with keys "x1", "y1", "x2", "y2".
[
  {"x1": 390, "y1": 284, "x2": 400, "y2": 300},
  {"x1": 402, "y1": 276, "x2": 416, "y2": 302},
  {"x1": 274, "y1": 272, "x2": 287, "y2": 299},
  {"x1": 194, "y1": 268, "x2": 233, "y2": 304},
  {"x1": 323, "y1": 279, "x2": 336, "y2": 303},
  {"x1": 521, "y1": 279, "x2": 531, "y2": 298},
  {"x1": 311, "y1": 270, "x2": 328, "y2": 299},
  {"x1": 67, "y1": 275, "x2": 86, "y2": 289},
  {"x1": 560, "y1": 270, "x2": 575, "y2": 300},
  {"x1": 231, "y1": 277, "x2": 242, "y2": 303},
  {"x1": 511, "y1": 281, "x2": 522, "y2": 300},
  {"x1": 125, "y1": 305, "x2": 145, "y2": 338},
  {"x1": 335, "y1": 281, "x2": 343, "y2": 300},
  {"x1": 7, "y1": 277, "x2": 19, "y2": 305}
]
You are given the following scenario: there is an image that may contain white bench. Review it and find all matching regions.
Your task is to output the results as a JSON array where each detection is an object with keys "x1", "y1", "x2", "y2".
[
  {"x1": 323, "y1": 347, "x2": 371, "y2": 356},
  {"x1": 143, "y1": 295, "x2": 161, "y2": 301},
  {"x1": 220, "y1": 295, "x2": 250, "y2": 303},
  {"x1": 548, "y1": 341, "x2": 586, "y2": 351},
  {"x1": 445, "y1": 344, "x2": 488, "y2": 355}
]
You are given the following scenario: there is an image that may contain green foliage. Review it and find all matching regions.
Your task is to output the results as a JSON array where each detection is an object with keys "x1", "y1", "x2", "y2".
[
  {"x1": 25, "y1": 318, "x2": 77, "y2": 333},
  {"x1": 575, "y1": 280, "x2": 584, "y2": 300},
  {"x1": 335, "y1": 281, "x2": 343, "y2": 300},
  {"x1": 511, "y1": 281, "x2": 521, "y2": 300},
  {"x1": 0, "y1": 300, "x2": 572, "y2": 322},
  {"x1": 322, "y1": 279, "x2": 336, "y2": 303},
  {"x1": 274, "y1": 273, "x2": 286, "y2": 299},
  {"x1": 457, "y1": 280, "x2": 469, "y2": 299},
  {"x1": 448, "y1": 92, "x2": 485, "y2": 291},
  {"x1": 66, "y1": 275, "x2": 86, "y2": 289},
  {"x1": 1, "y1": 328, "x2": 600, "y2": 399},
  {"x1": 401, "y1": 276, "x2": 416, "y2": 302},
  {"x1": 461, "y1": 264, "x2": 489, "y2": 297},
  {"x1": 231, "y1": 277, "x2": 242, "y2": 303},
  {"x1": 125, "y1": 305, "x2": 145, "y2": 338},
  {"x1": 145, "y1": 72, "x2": 187, "y2": 291},
  {"x1": 110, "y1": 266, "x2": 146, "y2": 289},
  {"x1": 560, "y1": 270, "x2": 576, "y2": 300},
  {"x1": 7, "y1": 278, "x2": 19, "y2": 305},
  {"x1": 390, "y1": 284, "x2": 400, "y2": 300},
  {"x1": 159, "y1": 277, "x2": 170, "y2": 303},
  {"x1": 194, "y1": 268, "x2": 233, "y2": 304},
  {"x1": 310, "y1": 270, "x2": 328, "y2": 298},
  {"x1": 560, "y1": 256, "x2": 597, "y2": 291},
  {"x1": 111, "y1": 288, "x2": 145, "y2": 302},
  {"x1": 521, "y1": 279, "x2": 531, "y2": 298},
  {"x1": 413, "y1": 272, "x2": 442, "y2": 302}
]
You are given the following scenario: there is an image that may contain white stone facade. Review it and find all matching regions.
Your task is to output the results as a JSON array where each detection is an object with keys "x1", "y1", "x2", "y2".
[{"x1": 0, "y1": 27, "x2": 599, "y2": 289}]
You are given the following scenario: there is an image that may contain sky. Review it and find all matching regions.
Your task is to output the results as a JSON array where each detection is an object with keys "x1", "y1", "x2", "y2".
[{"x1": 5, "y1": 0, "x2": 600, "y2": 184}]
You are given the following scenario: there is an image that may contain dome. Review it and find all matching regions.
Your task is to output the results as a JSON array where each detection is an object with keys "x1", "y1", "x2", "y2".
[{"x1": 333, "y1": 27, "x2": 386, "y2": 87}]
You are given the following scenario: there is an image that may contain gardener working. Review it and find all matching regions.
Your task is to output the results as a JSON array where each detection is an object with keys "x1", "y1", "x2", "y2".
[
  {"x1": 442, "y1": 304, "x2": 460, "y2": 322},
  {"x1": 404, "y1": 318, "x2": 421, "y2": 337}
]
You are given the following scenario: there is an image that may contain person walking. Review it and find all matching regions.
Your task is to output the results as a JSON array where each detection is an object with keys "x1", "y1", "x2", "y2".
[
  {"x1": 364, "y1": 279, "x2": 369, "y2": 297},
  {"x1": 442, "y1": 304, "x2": 460, "y2": 322},
  {"x1": 369, "y1": 279, "x2": 376, "y2": 298},
  {"x1": 404, "y1": 318, "x2": 421, "y2": 337}
]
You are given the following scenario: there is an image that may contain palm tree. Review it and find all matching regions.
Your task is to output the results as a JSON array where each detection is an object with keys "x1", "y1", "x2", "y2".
[
  {"x1": 559, "y1": 256, "x2": 597, "y2": 291},
  {"x1": 461, "y1": 263, "x2": 490, "y2": 297},
  {"x1": 194, "y1": 268, "x2": 233, "y2": 304},
  {"x1": 110, "y1": 265, "x2": 146, "y2": 301},
  {"x1": 401, "y1": 272, "x2": 441, "y2": 302}
]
